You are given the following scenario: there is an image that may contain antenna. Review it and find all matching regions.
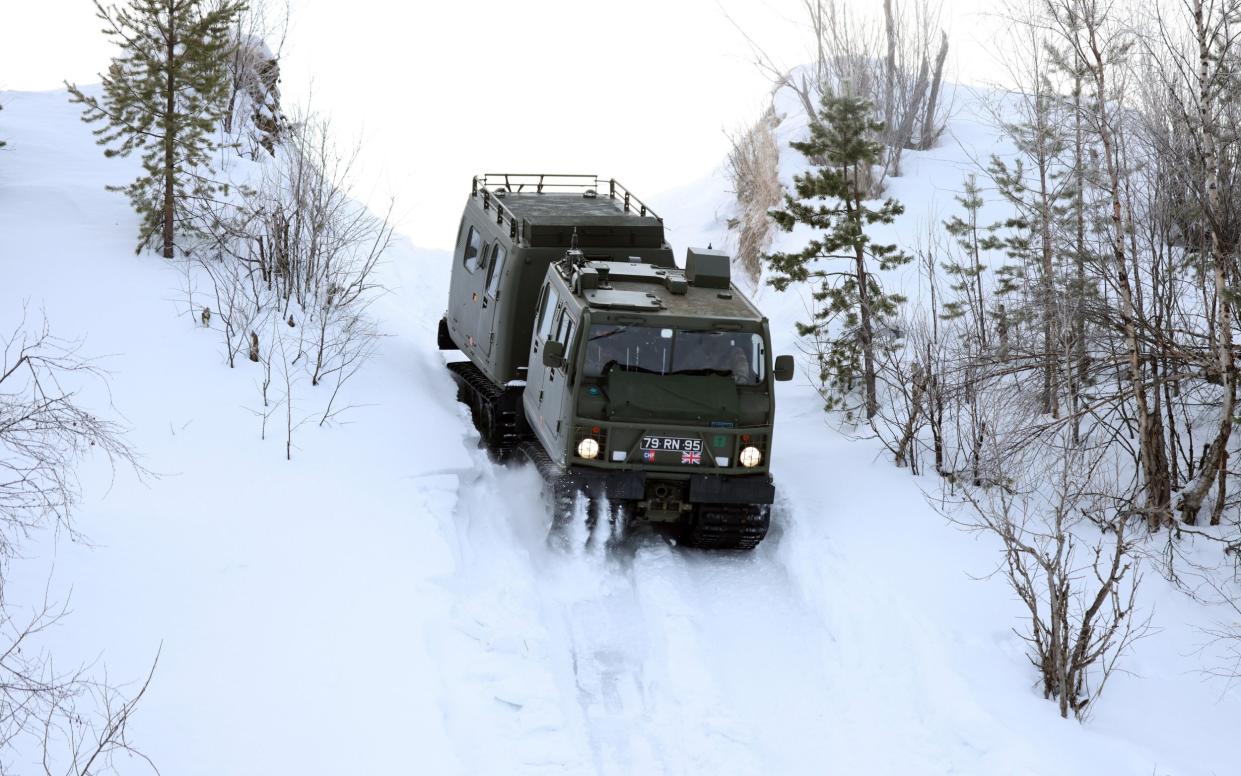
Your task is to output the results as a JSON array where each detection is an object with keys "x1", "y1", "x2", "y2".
[{"x1": 560, "y1": 227, "x2": 585, "y2": 274}]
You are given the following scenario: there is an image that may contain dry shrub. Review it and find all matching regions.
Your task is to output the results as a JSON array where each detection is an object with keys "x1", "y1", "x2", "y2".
[{"x1": 726, "y1": 106, "x2": 782, "y2": 285}]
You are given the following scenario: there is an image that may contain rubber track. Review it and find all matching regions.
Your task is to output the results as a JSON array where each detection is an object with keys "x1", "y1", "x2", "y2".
[
  {"x1": 518, "y1": 438, "x2": 768, "y2": 550},
  {"x1": 447, "y1": 361, "x2": 527, "y2": 457},
  {"x1": 681, "y1": 504, "x2": 770, "y2": 551},
  {"x1": 516, "y1": 438, "x2": 563, "y2": 479}
]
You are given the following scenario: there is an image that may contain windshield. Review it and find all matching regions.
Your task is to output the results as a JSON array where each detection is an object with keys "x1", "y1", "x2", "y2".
[{"x1": 582, "y1": 324, "x2": 766, "y2": 385}]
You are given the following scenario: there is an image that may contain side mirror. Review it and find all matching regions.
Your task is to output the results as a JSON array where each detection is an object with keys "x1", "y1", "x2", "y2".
[
  {"x1": 542, "y1": 340, "x2": 566, "y2": 369},
  {"x1": 773, "y1": 354, "x2": 795, "y2": 382}
]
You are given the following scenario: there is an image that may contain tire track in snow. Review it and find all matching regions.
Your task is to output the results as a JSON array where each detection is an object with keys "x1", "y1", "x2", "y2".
[
  {"x1": 435, "y1": 441, "x2": 837, "y2": 774},
  {"x1": 630, "y1": 515, "x2": 841, "y2": 775},
  {"x1": 623, "y1": 541, "x2": 767, "y2": 774},
  {"x1": 538, "y1": 539, "x2": 668, "y2": 775},
  {"x1": 542, "y1": 502, "x2": 791, "y2": 775},
  {"x1": 431, "y1": 457, "x2": 592, "y2": 775}
]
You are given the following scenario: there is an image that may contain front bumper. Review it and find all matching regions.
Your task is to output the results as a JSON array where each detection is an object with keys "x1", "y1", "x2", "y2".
[{"x1": 557, "y1": 466, "x2": 775, "y2": 506}]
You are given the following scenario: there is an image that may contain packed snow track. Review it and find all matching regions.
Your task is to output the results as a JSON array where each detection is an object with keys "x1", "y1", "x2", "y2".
[{"x1": 432, "y1": 454, "x2": 832, "y2": 775}]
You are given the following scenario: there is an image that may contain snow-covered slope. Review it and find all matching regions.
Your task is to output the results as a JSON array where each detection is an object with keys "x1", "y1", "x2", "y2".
[{"x1": 1, "y1": 84, "x2": 1239, "y2": 775}]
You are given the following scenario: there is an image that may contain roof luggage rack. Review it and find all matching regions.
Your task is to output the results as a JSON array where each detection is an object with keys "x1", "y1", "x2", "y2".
[{"x1": 471, "y1": 174, "x2": 662, "y2": 243}]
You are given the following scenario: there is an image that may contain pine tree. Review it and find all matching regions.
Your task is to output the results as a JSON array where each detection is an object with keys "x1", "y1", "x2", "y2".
[
  {"x1": 940, "y1": 174, "x2": 1010, "y2": 349},
  {"x1": 67, "y1": 0, "x2": 244, "y2": 258},
  {"x1": 986, "y1": 81, "x2": 1077, "y2": 419},
  {"x1": 765, "y1": 93, "x2": 911, "y2": 419}
]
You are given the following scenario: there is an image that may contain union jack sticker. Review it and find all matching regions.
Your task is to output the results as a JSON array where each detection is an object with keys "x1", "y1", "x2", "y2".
[{"x1": 680, "y1": 451, "x2": 702, "y2": 465}]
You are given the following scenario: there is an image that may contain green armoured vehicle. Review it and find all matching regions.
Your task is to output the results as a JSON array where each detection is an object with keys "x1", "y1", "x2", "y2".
[{"x1": 438, "y1": 174, "x2": 793, "y2": 549}]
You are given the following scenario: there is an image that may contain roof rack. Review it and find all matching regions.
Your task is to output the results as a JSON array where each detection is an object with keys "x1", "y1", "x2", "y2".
[{"x1": 471, "y1": 174, "x2": 662, "y2": 243}]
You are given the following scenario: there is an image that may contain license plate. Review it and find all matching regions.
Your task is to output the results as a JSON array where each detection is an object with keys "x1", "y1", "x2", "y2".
[{"x1": 640, "y1": 435, "x2": 703, "y2": 453}]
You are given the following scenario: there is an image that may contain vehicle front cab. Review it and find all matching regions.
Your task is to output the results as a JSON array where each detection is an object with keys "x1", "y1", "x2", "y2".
[{"x1": 523, "y1": 268, "x2": 794, "y2": 520}]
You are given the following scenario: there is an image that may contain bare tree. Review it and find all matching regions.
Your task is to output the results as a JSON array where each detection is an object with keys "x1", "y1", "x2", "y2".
[
  {"x1": 949, "y1": 436, "x2": 1149, "y2": 720},
  {"x1": 873, "y1": 309, "x2": 934, "y2": 472},
  {"x1": 1199, "y1": 576, "x2": 1241, "y2": 691},
  {"x1": 195, "y1": 240, "x2": 265, "y2": 369},
  {"x1": 724, "y1": 0, "x2": 952, "y2": 192},
  {"x1": 1136, "y1": 0, "x2": 1241, "y2": 526},
  {"x1": 0, "y1": 591, "x2": 160, "y2": 776},
  {"x1": 188, "y1": 111, "x2": 391, "y2": 456},
  {"x1": 274, "y1": 320, "x2": 303, "y2": 461},
  {"x1": 0, "y1": 313, "x2": 140, "y2": 547},
  {"x1": 1031, "y1": 0, "x2": 1176, "y2": 523},
  {"x1": 0, "y1": 312, "x2": 155, "y2": 772},
  {"x1": 868, "y1": 219, "x2": 952, "y2": 474}
]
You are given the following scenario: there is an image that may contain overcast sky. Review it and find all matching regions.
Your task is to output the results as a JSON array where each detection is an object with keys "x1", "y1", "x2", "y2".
[{"x1": 2, "y1": 0, "x2": 1002, "y2": 249}]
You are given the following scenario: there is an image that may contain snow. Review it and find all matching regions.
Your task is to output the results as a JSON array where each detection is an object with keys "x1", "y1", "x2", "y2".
[{"x1": 2, "y1": 82, "x2": 1240, "y2": 775}]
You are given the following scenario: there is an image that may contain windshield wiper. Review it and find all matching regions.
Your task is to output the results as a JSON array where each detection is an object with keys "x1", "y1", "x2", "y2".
[
  {"x1": 603, "y1": 360, "x2": 661, "y2": 375},
  {"x1": 588, "y1": 326, "x2": 631, "y2": 342},
  {"x1": 668, "y1": 368, "x2": 733, "y2": 377}
]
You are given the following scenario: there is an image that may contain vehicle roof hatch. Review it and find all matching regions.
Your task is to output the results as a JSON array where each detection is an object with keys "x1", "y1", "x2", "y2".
[{"x1": 583, "y1": 288, "x2": 665, "y2": 311}]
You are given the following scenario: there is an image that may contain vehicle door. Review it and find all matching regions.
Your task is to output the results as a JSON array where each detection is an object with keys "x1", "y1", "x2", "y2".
[
  {"x1": 448, "y1": 222, "x2": 490, "y2": 354},
  {"x1": 540, "y1": 305, "x2": 578, "y2": 455},
  {"x1": 476, "y1": 242, "x2": 508, "y2": 359},
  {"x1": 524, "y1": 282, "x2": 559, "y2": 441}
]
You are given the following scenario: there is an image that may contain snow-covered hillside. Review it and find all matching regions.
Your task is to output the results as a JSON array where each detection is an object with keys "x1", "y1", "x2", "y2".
[{"x1": 2, "y1": 84, "x2": 1239, "y2": 775}]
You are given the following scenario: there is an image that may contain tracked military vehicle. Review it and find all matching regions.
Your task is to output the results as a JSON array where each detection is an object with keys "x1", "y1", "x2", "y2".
[{"x1": 439, "y1": 174, "x2": 793, "y2": 549}]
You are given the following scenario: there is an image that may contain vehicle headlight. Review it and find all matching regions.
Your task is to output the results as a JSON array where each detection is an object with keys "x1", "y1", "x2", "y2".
[
  {"x1": 739, "y1": 445, "x2": 762, "y2": 468},
  {"x1": 577, "y1": 437, "x2": 600, "y2": 460}
]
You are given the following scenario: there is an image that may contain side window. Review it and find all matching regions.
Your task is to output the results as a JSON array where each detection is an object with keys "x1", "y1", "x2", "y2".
[
  {"x1": 553, "y1": 308, "x2": 569, "y2": 343},
  {"x1": 462, "y1": 226, "x2": 482, "y2": 273},
  {"x1": 562, "y1": 318, "x2": 577, "y2": 363},
  {"x1": 750, "y1": 334, "x2": 766, "y2": 383},
  {"x1": 536, "y1": 286, "x2": 559, "y2": 340},
  {"x1": 555, "y1": 312, "x2": 577, "y2": 365},
  {"x1": 484, "y1": 244, "x2": 508, "y2": 299}
]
